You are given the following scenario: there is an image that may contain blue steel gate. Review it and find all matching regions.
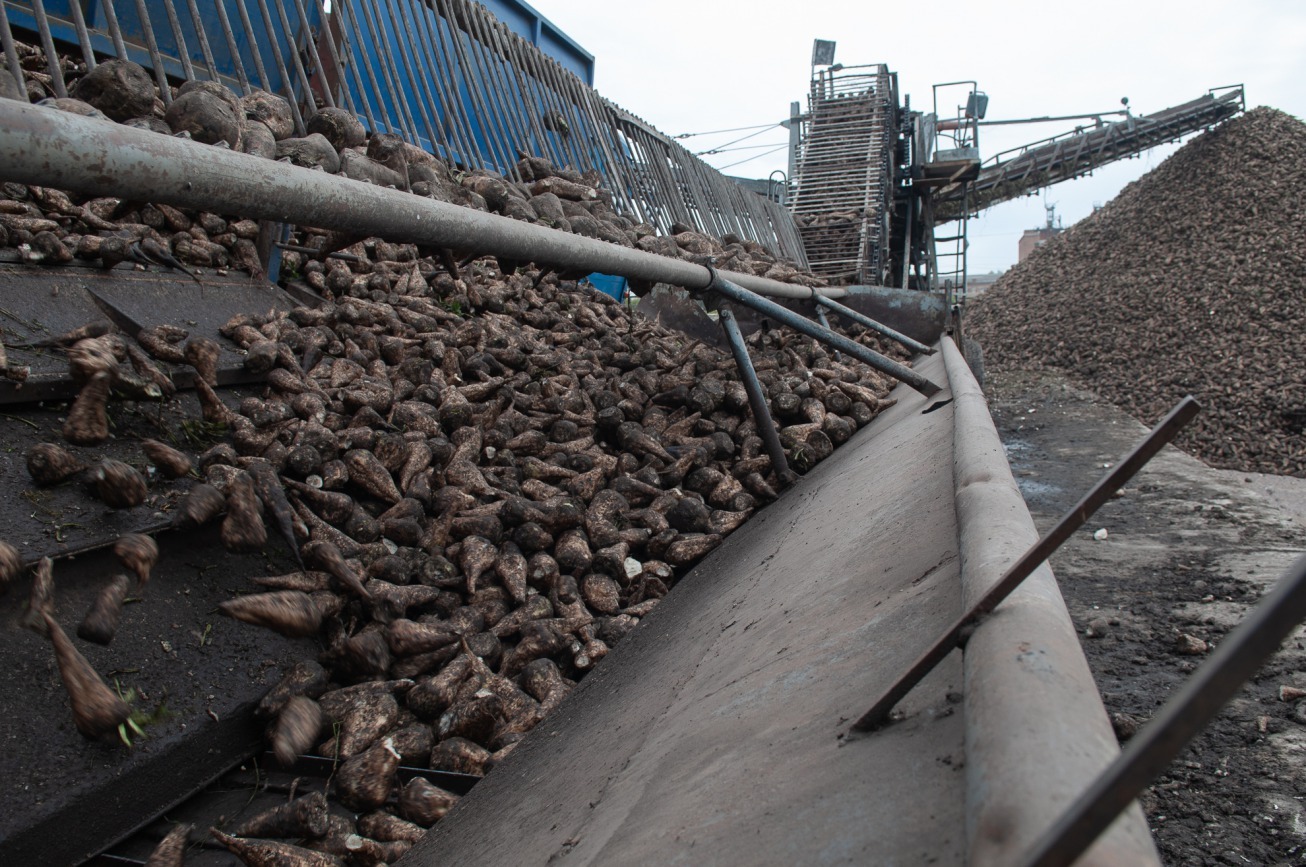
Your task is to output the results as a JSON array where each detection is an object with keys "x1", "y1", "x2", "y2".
[{"x1": 0, "y1": 0, "x2": 808, "y2": 263}]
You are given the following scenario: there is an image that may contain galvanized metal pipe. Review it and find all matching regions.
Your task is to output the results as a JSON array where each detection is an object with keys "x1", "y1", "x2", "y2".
[
  {"x1": 813, "y1": 294, "x2": 934, "y2": 356},
  {"x1": 942, "y1": 337, "x2": 1160, "y2": 867},
  {"x1": 813, "y1": 304, "x2": 840, "y2": 362},
  {"x1": 706, "y1": 274, "x2": 940, "y2": 396},
  {"x1": 0, "y1": 100, "x2": 847, "y2": 306},
  {"x1": 718, "y1": 307, "x2": 796, "y2": 485}
]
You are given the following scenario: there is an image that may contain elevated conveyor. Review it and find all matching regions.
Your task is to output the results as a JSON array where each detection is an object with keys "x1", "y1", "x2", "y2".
[{"x1": 932, "y1": 87, "x2": 1245, "y2": 221}]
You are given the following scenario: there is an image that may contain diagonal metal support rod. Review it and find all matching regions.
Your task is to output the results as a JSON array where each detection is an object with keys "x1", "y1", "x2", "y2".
[
  {"x1": 812, "y1": 304, "x2": 841, "y2": 362},
  {"x1": 1018, "y1": 551, "x2": 1306, "y2": 867},
  {"x1": 718, "y1": 306, "x2": 797, "y2": 487},
  {"x1": 851, "y1": 395, "x2": 1200, "y2": 732},
  {"x1": 705, "y1": 272, "x2": 942, "y2": 397},
  {"x1": 812, "y1": 293, "x2": 934, "y2": 356}
]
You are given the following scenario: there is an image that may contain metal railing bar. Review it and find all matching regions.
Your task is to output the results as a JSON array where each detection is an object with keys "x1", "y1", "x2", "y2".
[
  {"x1": 270, "y1": 0, "x2": 321, "y2": 116},
  {"x1": 157, "y1": 0, "x2": 194, "y2": 81},
  {"x1": 99, "y1": 0, "x2": 129, "y2": 62},
  {"x1": 65, "y1": 0, "x2": 96, "y2": 70},
  {"x1": 484, "y1": 16, "x2": 548, "y2": 168},
  {"x1": 183, "y1": 0, "x2": 220, "y2": 81},
  {"x1": 1017, "y1": 552, "x2": 1306, "y2": 867},
  {"x1": 1, "y1": 1, "x2": 26, "y2": 99},
  {"x1": 355, "y1": 0, "x2": 420, "y2": 143},
  {"x1": 407, "y1": 0, "x2": 476, "y2": 168},
  {"x1": 288, "y1": 0, "x2": 335, "y2": 109},
  {"x1": 250, "y1": 0, "x2": 306, "y2": 134},
  {"x1": 851, "y1": 396, "x2": 1200, "y2": 732},
  {"x1": 28, "y1": 0, "x2": 67, "y2": 97},
  {"x1": 460, "y1": 3, "x2": 533, "y2": 167},
  {"x1": 377, "y1": 0, "x2": 441, "y2": 148},
  {"x1": 233, "y1": 0, "x2": 272, "y2": 92},
  {"x1": 130, "y1": 0, "x2": 171, "y2": 104},
  {"x1": 210, "y1": 0, "x2": 251, "y2": 94},
  {"x1": 448, "y1": 0, "x2": 523, "y2": 172},
  {"x1": 334, "y1": 0, "x2": 386, "y2": 135},
  {"x1": 433, "y1": 0, "x2": 508, "y2": 171}
]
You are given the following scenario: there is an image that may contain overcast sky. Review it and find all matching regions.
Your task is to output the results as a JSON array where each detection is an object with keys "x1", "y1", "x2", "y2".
[{"x1": 529, "y1": 1, "x2": 1306, "y2": 273}]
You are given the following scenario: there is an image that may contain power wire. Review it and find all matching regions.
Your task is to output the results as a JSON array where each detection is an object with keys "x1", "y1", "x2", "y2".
[
  {"x1": 715, "y1": 143, "x2": 790, "y2": 171},
  {"x1": 675, "y1": 121, "x2": 781, "y2": 139},
  {"x1": 695, "y1": 123, "x2": 784, "y2": 156}
]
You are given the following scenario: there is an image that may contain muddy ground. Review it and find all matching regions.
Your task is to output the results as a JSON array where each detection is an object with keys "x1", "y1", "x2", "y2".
[{"x1": 985, "y1": 368, "x2": 1306, "y2": 867}]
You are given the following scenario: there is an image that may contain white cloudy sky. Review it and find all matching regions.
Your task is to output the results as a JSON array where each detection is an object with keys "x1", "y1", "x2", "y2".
[{"x1": 530, "y1": 0, "x2": 1306, "y2": 273}]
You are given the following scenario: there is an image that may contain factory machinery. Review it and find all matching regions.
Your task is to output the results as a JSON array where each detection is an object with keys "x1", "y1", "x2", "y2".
[
  {"x1": 788, "y1": 63, "x2": 1245, "y2": 299},
  {"x1": 0, "y1": 3, "x2": 1281, "y2": 866}
]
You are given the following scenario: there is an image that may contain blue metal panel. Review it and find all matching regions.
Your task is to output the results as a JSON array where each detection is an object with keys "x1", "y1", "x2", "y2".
[
  {"x1": 6, "y1": 0, "x2": 313, "y2": 96},
  {"x1": 479, "y1": 0, "x2": 593, "y2": 85}
]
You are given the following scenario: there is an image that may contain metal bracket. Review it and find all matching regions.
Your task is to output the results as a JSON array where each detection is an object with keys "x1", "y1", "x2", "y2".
[{"x1": 851, "y1": 396, "x2": 1200, "y2": 732}]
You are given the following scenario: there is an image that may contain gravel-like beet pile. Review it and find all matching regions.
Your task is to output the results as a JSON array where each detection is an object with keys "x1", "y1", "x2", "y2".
[{"x1": 966, "y1": 107, "x2": 1306, "y2": 477}]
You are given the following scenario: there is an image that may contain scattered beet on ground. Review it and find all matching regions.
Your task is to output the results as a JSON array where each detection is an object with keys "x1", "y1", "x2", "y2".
[{"x1": 967, "y1": 106, "x2": 1306, "y2": 478}]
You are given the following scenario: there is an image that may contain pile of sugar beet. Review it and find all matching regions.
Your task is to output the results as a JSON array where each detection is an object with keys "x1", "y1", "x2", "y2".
[
  {"x1": 967, "y1": 107, "x2": 1306, "y2": 478},
  {"x1": 0, "y1": 51, "x2": 909, "y2": 867},
  {"x1": 0, "y1": 47, "x2": 822, "y2": 289}
]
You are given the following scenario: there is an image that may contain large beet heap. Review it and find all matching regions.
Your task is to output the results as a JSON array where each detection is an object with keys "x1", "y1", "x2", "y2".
[
  {"x1": 2, "y1": 43, "x2": 908, "y2": 864},
  {"x1": 967, "y1": 107, "x2": 1306, "y2": 478}
]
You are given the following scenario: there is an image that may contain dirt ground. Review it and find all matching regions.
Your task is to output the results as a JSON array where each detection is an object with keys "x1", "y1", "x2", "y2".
[{"x1": 984, "y1": 368, "x2": 1306, "y2": 866}]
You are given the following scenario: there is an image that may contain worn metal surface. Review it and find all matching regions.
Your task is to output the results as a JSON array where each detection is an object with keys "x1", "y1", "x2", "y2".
[
  {"x1": 1020, "y1": 551, "x2": 1306, "y2": 867},
  {"x1": 407, "y1": 349, "x2": 968, "y2": 865},
  {"x1": 814, "y1": 292, "x2": 933, "y2": 356},
  {"x1": 942, "y1": 337, "x2": 1160, "y2": 866},
  {"x1": 0, "y1": 101, "x2": 827, "y2": 301},
  {"x1": 841, "y1": 284, "x2": 948, "y2": 344},
  {"x1": 0, "y1": 264, "x2": 299, "y2": 403},
  {"x1": 854, "y1": 395, "x2": 1199, "y2": 731},
  {"x1": 0, "y1": 524, "x2": 308, "y2": 866}
]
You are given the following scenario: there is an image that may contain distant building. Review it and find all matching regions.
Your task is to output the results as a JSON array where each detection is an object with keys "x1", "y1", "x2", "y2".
[
  {"x1": 1018, "y1": 203, "x2": 1064, "y2": 262},
  {"x1": 966, "y1": 271, "x2": 1004, "y2": 296}
]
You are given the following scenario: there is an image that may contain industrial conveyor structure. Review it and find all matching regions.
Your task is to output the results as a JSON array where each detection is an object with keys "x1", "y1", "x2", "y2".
[
  {"x1": 786, "y1": 62, "x2": 1244, "y2": 294},
  {"x1": 788, "y1": 64, "x2": 898, "y2": 286},
  {"x1": 930, "y1": 86, "x2": 1247, "y2": 222}
]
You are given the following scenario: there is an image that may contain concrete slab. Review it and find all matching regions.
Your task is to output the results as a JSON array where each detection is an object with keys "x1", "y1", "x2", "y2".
[{"x1": 407, "y1": 351, "x2": 968, "y2": 865}]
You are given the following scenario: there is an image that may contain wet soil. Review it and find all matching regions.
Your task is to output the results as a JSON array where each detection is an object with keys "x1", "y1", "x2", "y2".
[{"x1": 986, "y1": 369, "x2": 1306, "y2": 867}]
